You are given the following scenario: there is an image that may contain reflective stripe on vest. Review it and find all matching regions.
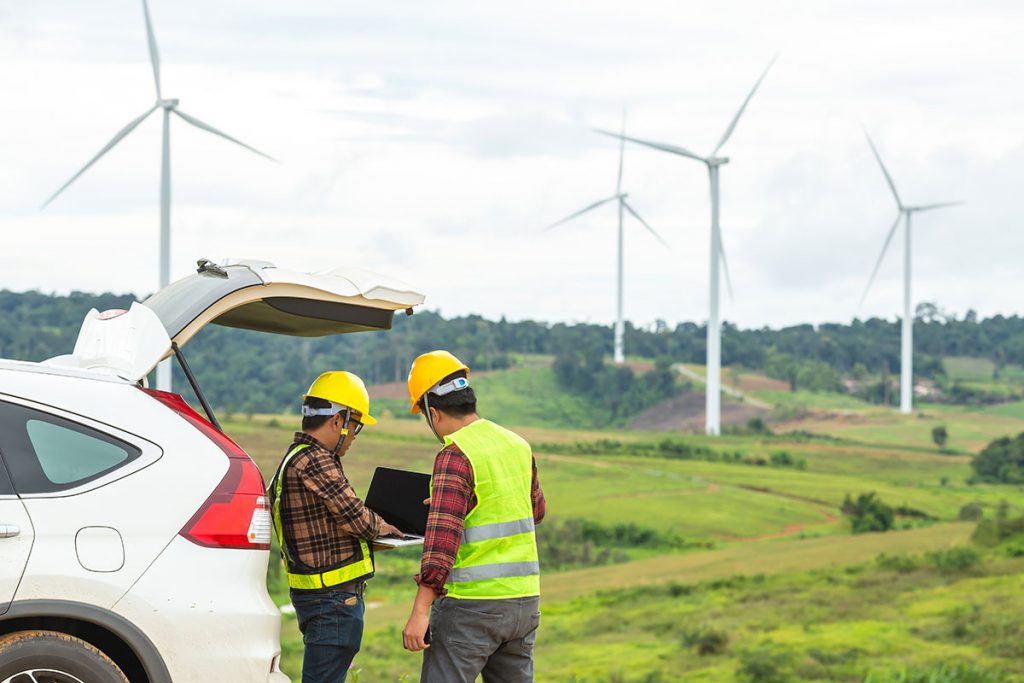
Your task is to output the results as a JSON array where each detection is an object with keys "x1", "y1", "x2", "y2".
[
  {"x1": 271, "y1": 443, "x2": 374, "y2": 590},
  {"x1": 443, "y1": 419, "x2": 540, "y2": 600}
]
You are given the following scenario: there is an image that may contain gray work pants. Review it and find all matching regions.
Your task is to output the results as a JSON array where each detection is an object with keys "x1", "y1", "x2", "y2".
[{"x1": 421, "y1": 596, "x2": 541, "y2": 683}]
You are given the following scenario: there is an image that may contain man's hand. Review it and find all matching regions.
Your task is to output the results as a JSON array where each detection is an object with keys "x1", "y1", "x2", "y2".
[
  {"x1": 378, "y1": 521, "x2": 403, "y2": 538},
  {"x1": 403, "y1": 607, "x2": 431, "y2": 651},
  {"x1": 423, "y1": 497, "x2": 431, "y2": 506}
]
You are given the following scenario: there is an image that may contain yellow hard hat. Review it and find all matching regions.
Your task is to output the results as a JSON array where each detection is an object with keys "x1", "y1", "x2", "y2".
[
  {"x1": 408, "y1": 350, "x2": 470, "y2": 414},
  {"x1": 304, "y1": 371, "x2": 377, "y2": 425}
]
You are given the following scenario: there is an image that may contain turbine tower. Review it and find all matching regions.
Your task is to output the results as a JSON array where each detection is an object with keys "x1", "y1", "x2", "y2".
[
  {"x1": 597, "y1": 56, "x2": 775, "y2": 435},
  {"x1": 860, "y1": 129, "x2": 963, "y2": 414},
  {"x1": 41, "y1": 0, "x2": 275, "y2": 392},
  {"x1": 544, "y1": 111, "x2": 668, "y2": 365}
]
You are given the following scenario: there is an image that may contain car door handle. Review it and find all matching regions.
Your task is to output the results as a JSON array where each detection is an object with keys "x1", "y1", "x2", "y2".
[{"x1": 0, "y1": 524, "x2": 20, "y2": 539}]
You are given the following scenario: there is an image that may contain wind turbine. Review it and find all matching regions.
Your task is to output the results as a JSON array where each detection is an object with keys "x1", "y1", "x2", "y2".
[
  {"x1": 41, "y1": 0, "x2": 275, "y2": 392},
  {"x1": 544, "y1": 111, "x2": 669, "y2": 365},
  {"x1": 596, "y1": 56, "x2": 775, "y2": 435},
  {"x1": 859, "y1": 129, "x2": 963, "y2": 414}
]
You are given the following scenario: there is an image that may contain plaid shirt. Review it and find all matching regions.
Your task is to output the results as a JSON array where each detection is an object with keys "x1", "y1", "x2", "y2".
[
  {"x1": 273, "y1": 432, "x2": 384, "y2": 572},
  {"x1": 415, "y1": 440, "x2": 546, "y2": 595}
]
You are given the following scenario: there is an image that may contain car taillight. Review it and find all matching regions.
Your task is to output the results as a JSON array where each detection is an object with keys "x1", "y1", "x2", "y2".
[{"x1": 143, "y1": 388, "x2": 271, "y2": 550}]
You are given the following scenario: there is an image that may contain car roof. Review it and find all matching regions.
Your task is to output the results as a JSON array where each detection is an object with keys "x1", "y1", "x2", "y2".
[{"x1": 0, "y1": 358, "x2": 131, "y2": 385}]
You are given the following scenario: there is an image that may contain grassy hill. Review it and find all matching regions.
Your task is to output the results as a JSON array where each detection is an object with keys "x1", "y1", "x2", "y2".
[{"x1": 227, "y1": 400, "x2": 1024, "y2": 682}]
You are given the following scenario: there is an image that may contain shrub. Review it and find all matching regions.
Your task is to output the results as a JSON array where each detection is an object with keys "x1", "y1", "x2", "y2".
[
  {"x1": 972, "y1": 502, "x2": 1024, "y2": 547},
  {"x1": 680, "y1": 624, "x2": 729, "y2": 656},
  {"x1": 958, "y1": 503, "x2": 984, "y2": 521},
  {"x1": 875, "y1": 553, "x2": 920, "y2": 574},
  {"x1": 932, "y1": 425, "x2": 949, "y2": 449},
  {"x1": 737, "y1": 648, "x2": 792, "y2": 683},
  {"x1": 926, "y1": 547, "x2": 980, "y2": 574},
  {"x1": 842, "y1": 492, "x2": 895, "y2": 534},
  {"x1": 971, "y1": 433, "x2": 1024, "y2": 484}
]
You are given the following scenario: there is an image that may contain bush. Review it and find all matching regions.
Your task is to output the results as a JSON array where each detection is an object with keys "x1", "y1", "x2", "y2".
[
  {"x1": 971, "y1": 433, "x2": 1024, "y2": 484},
  {"x1": 680, "y1": 624, "x2": 730, "y2": 656},
  {"x1": 737, "y1": 648, "x2": 791, "y2": 683},
  {"x1": 926, "y1": 547, "x2": 980, "y2": 574},
  {"x1": 932, "y1": 425, "x2": 949, "y2": 449},
  {"x1": 842, "y1": 492, "x2": 895, "y2": 534},
  {"x1": 971, "y1": 503, "x2": 1024, "y2": 548},
  {"x1": 876, "y1": 553, "x2": 920, "y2": 574},
  {"x1": 958, "y1": 503, "x2": 984, "y2": 521}
]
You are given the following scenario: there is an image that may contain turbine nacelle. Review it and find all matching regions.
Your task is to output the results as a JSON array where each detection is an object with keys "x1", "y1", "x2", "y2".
[
  {"x1": 158, "y1": 98, "x2": 180, "y2": 110},
  {"x1": 707, "y1": 157, "x2": 730, "y2": 167}
]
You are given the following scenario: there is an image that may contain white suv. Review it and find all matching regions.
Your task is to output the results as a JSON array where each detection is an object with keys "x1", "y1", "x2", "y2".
[{"x1": 0, "y1": 260, "x2": 424, "y2": 683}]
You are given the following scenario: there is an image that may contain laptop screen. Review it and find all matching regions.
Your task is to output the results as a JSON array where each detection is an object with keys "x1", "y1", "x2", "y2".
[{"x1": 365, "y1": 466, "x2": 432, "y2": 536}]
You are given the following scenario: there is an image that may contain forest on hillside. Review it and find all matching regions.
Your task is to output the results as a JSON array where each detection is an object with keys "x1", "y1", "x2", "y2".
[{"x1": 2, "y1": 290, "x2": 1022, "y2": 413}]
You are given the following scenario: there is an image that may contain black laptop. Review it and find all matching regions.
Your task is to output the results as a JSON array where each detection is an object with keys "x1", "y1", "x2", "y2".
[{"x1": 365, "y1": 467, "x2": 431, "y2": 548}]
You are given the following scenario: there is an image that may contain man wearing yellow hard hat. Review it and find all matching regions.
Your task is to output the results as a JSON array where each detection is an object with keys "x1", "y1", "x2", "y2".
[
  {"x1": 269, "y1": 371, "x2": 402, "y2": 683},
  {"x1": 401, "y1": 350, "x2": 546, "y2": 683}
]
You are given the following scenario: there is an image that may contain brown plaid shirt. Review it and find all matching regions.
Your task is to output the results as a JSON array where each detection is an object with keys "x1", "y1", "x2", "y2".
[{"x1": 272, "y1": 432, "x2": 384, "y2": 572}]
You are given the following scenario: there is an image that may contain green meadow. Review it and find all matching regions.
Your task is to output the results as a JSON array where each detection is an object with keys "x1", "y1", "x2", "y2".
[{"x1": 227, "y1": 359, "x2": 1024, "y2": 682}]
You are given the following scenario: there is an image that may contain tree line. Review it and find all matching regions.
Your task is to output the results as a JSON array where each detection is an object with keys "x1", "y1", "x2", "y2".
[{"x1": 2, "y1": 290, "x2": 1022, "y2": 413}]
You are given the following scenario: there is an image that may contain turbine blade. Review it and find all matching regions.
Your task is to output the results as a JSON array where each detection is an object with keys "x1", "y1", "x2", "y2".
[
  {"x1": 860, "y1": 212, "x2": 903, "y2": 306},
  {"x1": 915, "y1": 200, "x2": 965, "y2": 212},
  {"x1": 616, "y1": 108, "x2": 626, "y2": 195},
  {"x1": 712, "y1": 53, "x2": 779, "y2": 156},
  {"x1": 141, "y1": 0, "x2": 162, "y2": 99},
  {"x1": 621, "y1": 198, "x2": 670, "y2": 249},
  {"x1": 594, "y1": 128, "x2": 706, "y2": 163},
  {"x1": 173, "y1": 110, "x2": 277, "y2": 162},
  {"x1": 719, "y1": 239, "x2": 735, "y2": 302},
  {"x1": 863, "y1": 127, "x2": 902, "y2": 208},
  {"x1": 542, "y1": 195, "x2": 619, "y2": 232},
  {"x1": 40, "y1": 104, "x2": 159, "y2": 209}
]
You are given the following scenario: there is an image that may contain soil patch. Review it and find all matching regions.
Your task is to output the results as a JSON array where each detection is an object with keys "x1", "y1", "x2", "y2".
[{"x1": 630, "y1": 391, "x2": 769, "y2": 432}]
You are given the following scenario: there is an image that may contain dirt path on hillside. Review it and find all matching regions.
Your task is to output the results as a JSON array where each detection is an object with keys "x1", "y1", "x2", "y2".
[{"x1": 630, "y1": 391, "x2": 769, "y2": 431}]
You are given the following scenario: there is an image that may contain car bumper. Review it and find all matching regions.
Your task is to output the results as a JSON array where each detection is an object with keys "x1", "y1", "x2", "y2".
[{"x1": 114, "y1": 537, "x2": 285, "y2": 683}]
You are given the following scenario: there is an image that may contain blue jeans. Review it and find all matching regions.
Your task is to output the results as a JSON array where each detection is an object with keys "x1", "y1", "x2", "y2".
[{"x1": 291, "y1": 588, "x2": 365, "y2": 683}]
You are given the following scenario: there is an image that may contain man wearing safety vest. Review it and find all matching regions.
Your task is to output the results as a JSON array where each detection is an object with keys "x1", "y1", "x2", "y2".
[
  {"x1": 269, "y1": 371, "x2": 402, "y2": 683},
  {"x1": 402, "y1": 350, "x2": 546, "y2": 682}
]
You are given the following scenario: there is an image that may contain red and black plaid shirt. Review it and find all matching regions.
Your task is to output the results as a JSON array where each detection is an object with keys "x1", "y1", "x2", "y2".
[
  {"x1": 414, "y1": 437, "x2": 546, "y2": 595},
  {"x1": 273, "y1": 432, "x2": 384, "y2": 572}
]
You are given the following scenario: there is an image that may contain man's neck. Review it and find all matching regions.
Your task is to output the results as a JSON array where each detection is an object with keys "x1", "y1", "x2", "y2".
[{"x1": 441, "y1": 413, "x2": 480, "y2": 438}]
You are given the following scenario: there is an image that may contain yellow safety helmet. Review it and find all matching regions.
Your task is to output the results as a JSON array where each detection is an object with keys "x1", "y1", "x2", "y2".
[
  {"x1": 408, "y1": 350, "x2": 470, "y2": 414},
  {"x1": 304, "y1": 371, "x2": 377, "y2": 425}
]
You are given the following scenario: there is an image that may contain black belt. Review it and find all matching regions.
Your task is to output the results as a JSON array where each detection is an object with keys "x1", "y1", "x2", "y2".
[{"x1": 336, "y1": 580, "x2": 367, "y2": 597}]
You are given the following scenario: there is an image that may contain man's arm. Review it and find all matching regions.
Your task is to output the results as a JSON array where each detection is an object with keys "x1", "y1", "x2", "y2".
[
  {"x1": 415, "y1": 444, "x2": 473, "y2": 593},
  {"x1": 296, "y1": 452, "x2": 384, "y2": 540},
  {"x1": 404, "y1": 444, "x2": 473, "y2": 651},
  {"x1": 531, "y1": 454, "x2": 546, "y2": 525}
]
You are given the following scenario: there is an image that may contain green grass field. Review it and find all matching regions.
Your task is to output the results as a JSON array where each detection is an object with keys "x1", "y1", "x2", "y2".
[{"x1": 224, "y1": 358, "x2": 1024, "y2": 682}]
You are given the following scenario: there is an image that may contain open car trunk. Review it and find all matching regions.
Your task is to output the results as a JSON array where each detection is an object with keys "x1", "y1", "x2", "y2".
[{"x1": 56, "y1": 259, "x2": 425, "y2": 386}]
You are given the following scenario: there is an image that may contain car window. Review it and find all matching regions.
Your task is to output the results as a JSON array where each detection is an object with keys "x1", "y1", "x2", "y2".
[
  {"x1": 25, "y1": 419, "x2": 131, "y2": 485},
  {"x1": 0, "y1": 454, "x2": 13, "y2": 496},
  {"x1": 0, "y1": 401, "x2": 141, "y2": 494}
]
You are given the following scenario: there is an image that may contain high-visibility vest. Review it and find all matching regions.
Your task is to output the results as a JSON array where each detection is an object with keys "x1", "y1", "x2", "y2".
[
  {"x1": 269, "y1": 442, "x2": 374, "y2": 591},
  {"x1": 441, "y1": 419, "x2": 540, "y2": 599}
]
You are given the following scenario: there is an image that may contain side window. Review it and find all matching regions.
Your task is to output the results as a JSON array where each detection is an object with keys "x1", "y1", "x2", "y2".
[
  {"x1": 0, "y1": 453, "x2": 13, "y2": 496},
  {"x1": 0, "y1": 401, "x2": 141, "y2": 494},
  {"x1": 26, "y1": 420, "x2": 131, "y2": 485}
]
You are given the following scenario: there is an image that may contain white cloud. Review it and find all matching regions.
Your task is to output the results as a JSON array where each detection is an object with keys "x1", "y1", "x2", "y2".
[{"x1": 1, "y1": 0, "x2": 1023, "y2": 330}]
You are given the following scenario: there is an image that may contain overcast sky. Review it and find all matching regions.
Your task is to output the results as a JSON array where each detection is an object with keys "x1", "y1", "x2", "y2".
[{"x1": 1, "y1": 1, "x2": 1021, "y2": 329}]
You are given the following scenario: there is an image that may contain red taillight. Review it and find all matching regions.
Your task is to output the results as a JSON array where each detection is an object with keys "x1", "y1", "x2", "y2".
[{"x1": 143, "y1": 388, "x2": 271, "y2": 550}]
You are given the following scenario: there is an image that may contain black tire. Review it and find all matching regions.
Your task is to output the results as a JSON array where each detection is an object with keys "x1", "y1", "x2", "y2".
[{"x1": 0, "y1": 630, "x2": 129, "y2": 683}]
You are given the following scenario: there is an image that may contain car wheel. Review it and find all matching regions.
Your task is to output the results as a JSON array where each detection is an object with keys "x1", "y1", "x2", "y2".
[{"x1": 0, "y1": 630, "x2": 129, "y2": 683}]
